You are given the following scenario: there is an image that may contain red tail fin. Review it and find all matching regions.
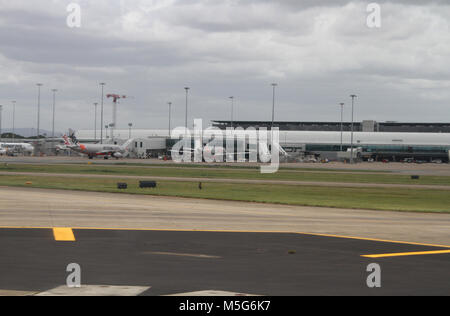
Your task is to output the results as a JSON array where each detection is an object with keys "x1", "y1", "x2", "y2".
[{"x1": 63, "y1": 135, "x2": 71, "y2": 146}]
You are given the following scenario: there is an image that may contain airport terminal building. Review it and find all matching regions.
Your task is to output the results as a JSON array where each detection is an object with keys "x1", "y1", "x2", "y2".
[
  {"x1": 212, "y1": 120, "x2": 450, "y2": 162},
  {"x1": 76, "y1": 120, "x2": 450, "y2": 162},
  {"x1": 212, "y1": 120, "x2": 450, "y2": 133}
]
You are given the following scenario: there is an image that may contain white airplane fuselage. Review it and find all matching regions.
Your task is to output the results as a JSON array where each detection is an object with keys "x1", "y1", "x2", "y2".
[
  {"x1": 74, "y1": 143, "x2": 125, "y2": 158},
  {"x1": 64, "y1": 135, "x2": 133, "y2": 159},
  {"x1": 0, "y1": 143, "x2": 34, "y2": 154}
]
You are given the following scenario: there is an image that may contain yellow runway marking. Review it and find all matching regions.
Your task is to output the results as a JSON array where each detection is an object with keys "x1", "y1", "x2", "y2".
[
  {"x1": 296, "y1": 232, "x2": 450, "y2": 249},
  {"x1": 1, "y1": 226, "x2": 449, "y2": 251},
  {"x1": 73, "y1": 228, "x2": 450, "y2": 249},
  {"x1": 362, "y1": 250, "x2": 450, "y2": 258},
  {"x1": 53, "y1": 228, "x2": 75, "y2": 242}
]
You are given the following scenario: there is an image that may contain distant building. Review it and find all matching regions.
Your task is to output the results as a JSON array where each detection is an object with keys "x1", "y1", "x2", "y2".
[
  {"x1": 77, "y1": 123, "x2": 450, "y2": 162},
  {"x1": 212, "y1": 120, "x2": 450, "y2": 133}
]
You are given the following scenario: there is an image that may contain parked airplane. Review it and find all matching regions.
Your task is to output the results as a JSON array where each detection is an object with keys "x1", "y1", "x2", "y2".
[
  {"x1": 0, "y1": 142, "x2": 34, "y2": 155},
  {"x1": 63, "y1": 133, "x2": 133, "y2": 159}
]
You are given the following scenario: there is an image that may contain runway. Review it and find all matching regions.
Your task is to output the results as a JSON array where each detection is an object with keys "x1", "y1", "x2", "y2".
[
  {"x1": 1, "y1": 187, "x2": 449, "y2": 296},
  {"x1": 1, "y1": 187, "x2": 450, "y2": 245},
  {"x1": 0, "y1": 228, "x2": 449, "y2": 296}
]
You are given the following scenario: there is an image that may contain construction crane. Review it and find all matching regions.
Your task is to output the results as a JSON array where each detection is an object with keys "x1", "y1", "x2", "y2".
[{"x1": 106, "y1": 94, "x2": 127, "y2": 141}]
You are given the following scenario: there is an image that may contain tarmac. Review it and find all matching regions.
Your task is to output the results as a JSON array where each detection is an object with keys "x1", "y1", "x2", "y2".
[
  {"x1": 0, "y1": 228, "x2": 449, "y2": 296},
  {"x1": 0, "y1": 160, "x2": 449, "y2": 296},
  {"x1": 1, "y1": 187, "x2": 450, "y2": 245}
]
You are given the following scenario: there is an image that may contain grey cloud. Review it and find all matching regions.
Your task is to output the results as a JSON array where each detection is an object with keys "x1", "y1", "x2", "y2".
[
  {"x1": 250, "y1": 0, "x2": 450, "y2": 9},
  {"x1": 0, "y1": 0, "x2": 450, "y2": 134}
]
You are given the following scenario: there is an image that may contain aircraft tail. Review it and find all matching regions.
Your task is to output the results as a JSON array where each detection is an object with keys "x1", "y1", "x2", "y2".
[
  {"x1": 120, "y1": 139, "x2": 135, "y2": 156},
  {"x1": 68, "y1": 129, "x2": 79, "y2": 145},
  {"x1": 63, "y1": 135, "x2": 73, "y2": 146}
]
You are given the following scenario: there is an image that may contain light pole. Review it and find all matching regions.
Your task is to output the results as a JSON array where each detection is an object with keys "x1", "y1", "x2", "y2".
[
  {"x1": 184, "y1": 87, "x2": 190, "y2": 133},
  {"x1": 128, "y1": 123, "x2": 133, "y2": 139},
  {"x1": 350, "y1": 95, "x2": 357, "y2": 164},
  {"x1": 271, "y1": 83, "x2": 278, "y2": 129},
  {"x1": 12, "y1": 100, "x2": 16, "y2": 143},
  {"x1": 340, "y1": 103, "x2": 345, "y2": 152},
  {"x1": 51, "y1": 89, "x2": 57, "y2": 152},
  {"x1": 0, "y1": 105, "x2": 3, "y2": 142},
  {"x1": 100, "y1": 83, "x2": 106, "y2": 144},
  {"x1": 168, "y1": 102, "x2": 172, "y2": 138},
  {"x1": 229, "y1": 96, "x2": 234, "y2": 128},
  {"x1": 94, "y1": 103, "x2": 98, "y2": 142},
  {"x1": 36, "y1": 83, "x2": 43, "y2": 141},
  {"x1": 105, "y1": 125, "x2": 109, "y2": 140}
]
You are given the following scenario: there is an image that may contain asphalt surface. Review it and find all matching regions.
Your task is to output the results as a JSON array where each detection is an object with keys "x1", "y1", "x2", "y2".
[
  {"x1": 2, "y1": 187, "x2": 450, "y2": 245},
  {"x1": 0, "y1": 157, "x2": 449, "y2": 296},
  {"x1": 0, "y1": 228, "x2": 449, "y2": 296}
]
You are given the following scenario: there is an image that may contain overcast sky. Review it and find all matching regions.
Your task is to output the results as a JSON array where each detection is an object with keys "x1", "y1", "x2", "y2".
[{"x1": 0, "y1": 0, "x2": 450, "y2": 133}]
